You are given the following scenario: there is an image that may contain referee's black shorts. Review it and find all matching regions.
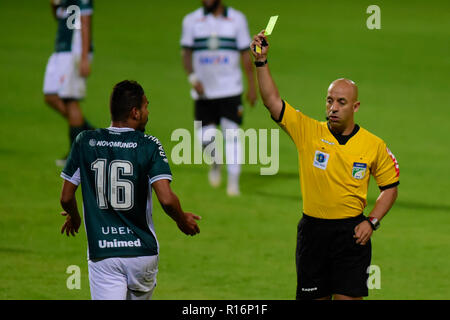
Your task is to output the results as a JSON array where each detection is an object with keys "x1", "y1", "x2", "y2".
[
  {"x1": 296, "y1": 213, "x2": 371, "y2": 300},
  {"x1": 194, "y1": 95, "x2": 243, "y2": 126}
]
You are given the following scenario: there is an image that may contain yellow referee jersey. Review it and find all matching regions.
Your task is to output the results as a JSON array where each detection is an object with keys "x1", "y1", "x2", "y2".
[{"x1": 275, "y1": 100, "x2": 400, "y2": 219}]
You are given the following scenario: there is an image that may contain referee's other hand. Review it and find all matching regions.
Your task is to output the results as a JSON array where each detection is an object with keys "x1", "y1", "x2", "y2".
[{"x1": 353, "y1": 220, "x2": 373, "y2": 245}]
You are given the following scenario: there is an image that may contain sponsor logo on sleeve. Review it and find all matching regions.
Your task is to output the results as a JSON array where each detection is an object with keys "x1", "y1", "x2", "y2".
[{"x1": 386, "y1": 147, "x2": 400, "y2": 177}]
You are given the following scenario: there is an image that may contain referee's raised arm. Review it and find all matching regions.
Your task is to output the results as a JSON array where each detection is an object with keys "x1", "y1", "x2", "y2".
[{"x1": 251, "y1": 30, "x2": 284, "y2": 121}]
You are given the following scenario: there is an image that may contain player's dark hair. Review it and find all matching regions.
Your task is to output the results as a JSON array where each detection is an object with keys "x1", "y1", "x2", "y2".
[{"x1": 110, "y1": 80, "x2": 145, "y2": 121}]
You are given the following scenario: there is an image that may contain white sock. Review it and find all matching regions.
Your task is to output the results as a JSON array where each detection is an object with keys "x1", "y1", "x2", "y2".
[
  {"x1": 220, "y1": 117, "x2": 242, "y2": 182},
  {"x1": 196, "y1": 123, "x2": 222, "y2": 164},
  {"x1": 196, "y1": 123, "x2": 217, "y2": 149}
]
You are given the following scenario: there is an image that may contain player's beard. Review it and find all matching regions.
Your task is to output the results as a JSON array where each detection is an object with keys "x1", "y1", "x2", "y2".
[
  {"x1": 137, "y1": 116, "x2": 148, "y2": 132},
  {"x1": 203, "y1": 0, "x2": 221, "y2": 13},
  {"x1": 138, "y1": 121, "x2": 147, "y2": 132}
]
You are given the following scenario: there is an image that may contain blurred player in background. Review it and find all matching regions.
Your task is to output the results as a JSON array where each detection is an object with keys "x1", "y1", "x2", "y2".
[
  {"x1": 43, "y1": 0, "x2": 95, "y2": 166},
  {"x1": 181, "y1": 0, "x2": 257, "y2": 196},
  {"x1": 59, "y1": 80, "x2": 200, "y2": 300},
  {"x1": 251, "y1": 31, "x2": 399, "y2": 300}
]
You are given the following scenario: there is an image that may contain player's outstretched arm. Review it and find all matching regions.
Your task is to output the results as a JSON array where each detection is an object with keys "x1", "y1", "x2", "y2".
[
  {"x1": 60, "y1": 180, "x2": 81, "y2": 236},
  {"x1": 250, "y1": 30, "x2": 283, "y2": 120},
  {"x1": 152, "y1": 179, "x2": 201, "y2": 236}
]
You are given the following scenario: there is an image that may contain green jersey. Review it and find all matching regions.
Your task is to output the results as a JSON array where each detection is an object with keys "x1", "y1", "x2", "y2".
[
  {"x1": 61, "y1": 127, "x2": 172, "y2": 260},
  {"x1": 54, "y1": 0, "x2": 93, "y2": 53}
]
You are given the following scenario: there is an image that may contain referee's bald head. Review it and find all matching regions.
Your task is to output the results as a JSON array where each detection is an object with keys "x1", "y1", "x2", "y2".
[{"x1": 328, "y1": 78, "x2": 359, "y2": 103}]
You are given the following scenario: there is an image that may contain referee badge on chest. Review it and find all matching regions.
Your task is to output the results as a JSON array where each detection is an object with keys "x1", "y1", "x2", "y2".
[
  {"x1": 352, "y1": 162, "x2": 367, "y2": 179},
  {"x1": 313, "y1": 150, "x2": 330, "y2": 170}
]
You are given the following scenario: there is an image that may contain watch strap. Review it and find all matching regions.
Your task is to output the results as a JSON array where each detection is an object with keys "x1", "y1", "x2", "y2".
[
  {"x1": 367, "y1": 217, "x2": 380, "y2": 230},
  {"x1": 254, "y1": 59, "x2": 267, "y2": 67}
]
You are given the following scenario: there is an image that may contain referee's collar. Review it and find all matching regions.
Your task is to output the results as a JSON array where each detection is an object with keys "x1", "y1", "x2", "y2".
[
  {"x1": 203, "y1": 6, "x2": 228, "y2": 17},
  {"x1": 327, "y1": 123, "x2": 360, "y2": 145}
]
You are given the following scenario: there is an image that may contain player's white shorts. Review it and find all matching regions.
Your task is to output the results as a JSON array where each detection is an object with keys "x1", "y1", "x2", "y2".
[
  {"x1": 88, "y1": 255, "x2": 158, "y2": 300},
  {"x1": 43, "y1": 52, "x2": 91, "y2": 99}
]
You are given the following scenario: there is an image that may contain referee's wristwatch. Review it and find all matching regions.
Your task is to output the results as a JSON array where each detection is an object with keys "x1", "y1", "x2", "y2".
[
  {"x1": 254, "y1": 59, "x2": 267, "y2": 67},
  {"x1": 367, "y1": 217, "x2": 380, "y2": 230}
]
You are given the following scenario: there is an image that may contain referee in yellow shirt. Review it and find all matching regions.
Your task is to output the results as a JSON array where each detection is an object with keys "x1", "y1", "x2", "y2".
[{"x1": 251, "y1": 31, "x2": 399, "y2": 300}]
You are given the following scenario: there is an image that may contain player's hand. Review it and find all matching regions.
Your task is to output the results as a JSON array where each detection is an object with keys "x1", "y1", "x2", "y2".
[
  {"x1": 353, "y1": 220, "x2": 373, "y2": 246},
  {"x1": 79, "y1": 57, "x2": 90, "y2": 78},
  {"x1": 250, "y1": 30, "x2": 269, "y2": 62},
  {"x1": 177, "y1": 212, "x2": 201, "y2": 236},
  {"x1": 246, "y1": 86, "x2": 257, "y2": 107},
  {"x1": 193, "y1": 81, "x2": 205, "y2": 97},
  {"x1": 60, "y1": 211, "x2": 81, "y2": 237}
]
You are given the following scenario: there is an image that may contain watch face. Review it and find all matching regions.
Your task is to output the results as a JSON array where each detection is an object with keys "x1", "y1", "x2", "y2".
[{"x1": 369, "y1": 217, "x2": 380, "y2": 230}]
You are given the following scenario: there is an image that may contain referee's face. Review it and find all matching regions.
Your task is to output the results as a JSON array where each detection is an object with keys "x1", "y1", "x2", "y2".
[{"x1": 326, "y1": 79, "x2": 360, "y2": 134}]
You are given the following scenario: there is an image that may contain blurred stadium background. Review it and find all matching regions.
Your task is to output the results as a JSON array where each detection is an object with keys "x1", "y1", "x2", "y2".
[{"x1": 0, "y1": 0, "x2": 449, "y2": 299}]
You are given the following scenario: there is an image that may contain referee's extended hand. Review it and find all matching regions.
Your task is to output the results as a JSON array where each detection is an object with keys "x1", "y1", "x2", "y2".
[
  {"x1": 250, "y1": 30, "x2": 269, "y2": 62},
  {"x1": 353, "y1": 220, "x2": 373, "y2": 246}
]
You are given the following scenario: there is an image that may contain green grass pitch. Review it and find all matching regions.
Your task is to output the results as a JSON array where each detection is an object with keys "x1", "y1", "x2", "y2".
[{"x1": 0, "y1": 0, "x2": 449, "y2": 299}]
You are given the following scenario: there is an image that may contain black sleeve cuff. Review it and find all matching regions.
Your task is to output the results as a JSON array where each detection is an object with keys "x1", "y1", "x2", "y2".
[
  {"x1": 270, "y1": 100, "x2": 286, "y2": 123},
  {"x1": 379, "y1": 181, "x2": 400, "y2": 191}
]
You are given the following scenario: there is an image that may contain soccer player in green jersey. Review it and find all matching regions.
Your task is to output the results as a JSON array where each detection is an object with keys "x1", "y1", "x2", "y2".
[
  {"x1": 43, "y1": 0, "x2": 95, "y2": 166},
  {"x1": 59, "y1": 80, "x2": 201, "y2": 300}
]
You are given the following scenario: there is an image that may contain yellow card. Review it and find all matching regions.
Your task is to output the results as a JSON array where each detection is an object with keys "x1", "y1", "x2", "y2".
[
  {"x1": 264, "y1": 15, "x2": 279, "y2": 36},
  {"x1": 255, "y1": 15, "x2": 279, "y2": 53}
]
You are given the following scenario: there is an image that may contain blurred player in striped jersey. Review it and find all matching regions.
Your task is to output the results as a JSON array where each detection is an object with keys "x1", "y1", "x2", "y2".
[{"x1": 181, "y1": 0, "x2": 257, "y2": 196}]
